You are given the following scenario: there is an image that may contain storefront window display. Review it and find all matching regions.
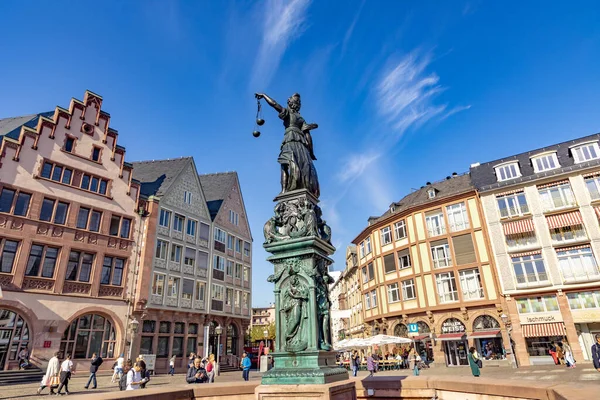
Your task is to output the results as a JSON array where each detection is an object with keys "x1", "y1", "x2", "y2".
[
  {"x1": 440, "y1": 318, "x2": 468, "y2": 366},
  {"x1": 471, "y1": 315, "x2": 504, "y2": 360}
]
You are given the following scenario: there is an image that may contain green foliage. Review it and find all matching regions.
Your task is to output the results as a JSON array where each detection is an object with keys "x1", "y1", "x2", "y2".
[{"x1": 250, "y1": 322, "x2": 276, "y2": 342}]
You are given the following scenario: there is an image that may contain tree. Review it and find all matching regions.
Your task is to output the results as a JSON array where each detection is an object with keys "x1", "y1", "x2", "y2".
[{"x1": 250, "y1": 322, "x2": 276, "y2": 343}]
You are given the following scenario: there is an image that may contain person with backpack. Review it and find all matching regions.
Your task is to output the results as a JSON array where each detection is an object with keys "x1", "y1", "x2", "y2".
[
  {"x1": 206, "y1": 354, "x2": 216, "y2": 383},
  {"x1": 84, "y1": 352, "x2": 103, "y2": 389},
  {"x1": 139, "y1": 360, "x2": 150, "y2": 389}
]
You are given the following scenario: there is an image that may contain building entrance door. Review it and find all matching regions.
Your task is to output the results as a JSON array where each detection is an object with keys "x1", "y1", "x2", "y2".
[{"x1": 444, "y1": 340, "x2": 468, "y2": 366}]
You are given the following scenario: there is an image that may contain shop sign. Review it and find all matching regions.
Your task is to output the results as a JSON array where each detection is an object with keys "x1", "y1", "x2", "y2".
[
  {"x1": 518, "y1": 312, "x2": 563, "y2": 325},
  {"x1": 408, "y1": 323, "x2": 419, "y2": 336},
  {"x1": 141, "y1": 354, "x2": 156, "y2": 371},
  {"x1": 571, "y1": 309, "x2": 600, "y2": 323},
  {"x1": 441, "y1": 319, "x2": 466, "y2": 334},
  {"x1": 43, "y1": 341, "x2": 51, "y2": 348}
]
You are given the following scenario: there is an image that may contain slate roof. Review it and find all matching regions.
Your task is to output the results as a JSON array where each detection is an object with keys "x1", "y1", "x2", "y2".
[
  {"x1": 198, "y1": 172, "x2": 238, "y2": 221},
  {"x1": 0, "y1": 112, "x2": 53, "y2": 140},
  {"x1": 470, "y1": 132, "x2": 600, "y2": 193},
  {"x1": 353, "y1": 173, "x2": 474, "y2": 243},
  {"x1": 132, "y1": 157, "x2": 192, "y2": 197}
]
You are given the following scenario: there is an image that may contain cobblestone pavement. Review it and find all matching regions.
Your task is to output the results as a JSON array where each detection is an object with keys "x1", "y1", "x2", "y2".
[{"x1": 2, "y1": 365, "x2": 598, "y2": 400}]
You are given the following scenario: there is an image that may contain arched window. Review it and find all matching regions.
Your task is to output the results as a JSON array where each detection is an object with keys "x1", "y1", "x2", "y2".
[
  {"x1": 473, "y1": 315, "x2": 500, "y2": 331},
  {"x1": 60, "y1": 314, "x2": 116, "y2": 359},
  {"x1": 394, "y1": 324, "x2": 408, "y2": 337},
  {"x1": 0, "y1": 309, "x2": 30, "y2": 370},
  {"x1": 417, "y1": 321, "x2": 431, "y2": 333},
  {"x1": 226, "y1": 324, "x2": 238, "y2": 355}
]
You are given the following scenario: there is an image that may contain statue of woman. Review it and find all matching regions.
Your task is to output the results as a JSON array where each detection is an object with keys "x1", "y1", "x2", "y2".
[
  {"x1": 282, "y1": 276, "x2": 308, "y2": 351},
  {"x1": 254, "y1": 93, "x2": 320, "y2": 199}
]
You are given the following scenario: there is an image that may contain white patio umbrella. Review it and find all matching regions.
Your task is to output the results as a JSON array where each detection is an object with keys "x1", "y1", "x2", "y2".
[
  {"x1": 334, "y1": 339, "x2": 351, "y2": 350},
  {"x1": 363, "y1": 334, "x2": 413, "y2": 346}
]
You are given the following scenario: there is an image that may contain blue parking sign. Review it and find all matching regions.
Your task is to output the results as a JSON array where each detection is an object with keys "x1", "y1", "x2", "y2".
[{"x1": 408, "y1": 323, "x2": 419, "y2": 335}]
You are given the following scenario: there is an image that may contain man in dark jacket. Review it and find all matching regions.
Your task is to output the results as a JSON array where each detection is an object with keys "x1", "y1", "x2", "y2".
[
  {"x1": 84, "y1": 353, "x2": 103, "y2": 389},
  {"x1": 186, "y1": 357, "x2": 207, "y2": 384},
  {"x1": 592, "y1": 333, "x2": 600, "y2": 372}
]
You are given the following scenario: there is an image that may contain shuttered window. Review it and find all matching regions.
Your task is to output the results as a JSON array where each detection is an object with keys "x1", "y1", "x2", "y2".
[
  {"x1": 383, "y1": 254, "x2": 396, "y2": 274},
  {"x1": 452, "y1": 234, "x2": 476, "y2": 265}
]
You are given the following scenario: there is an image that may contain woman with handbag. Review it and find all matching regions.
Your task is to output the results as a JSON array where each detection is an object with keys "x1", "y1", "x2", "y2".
[
  {"x1": 468, "y1": 347, "x2": 481, "y2": 377},
  {"x1": 37, "y1": 352, "x2": 60, "y2": 395}
]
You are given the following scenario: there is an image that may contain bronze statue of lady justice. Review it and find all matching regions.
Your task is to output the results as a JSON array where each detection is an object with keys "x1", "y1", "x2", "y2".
[{"x1": 254, "y1": 93, "x2": 320, "y2": 199}]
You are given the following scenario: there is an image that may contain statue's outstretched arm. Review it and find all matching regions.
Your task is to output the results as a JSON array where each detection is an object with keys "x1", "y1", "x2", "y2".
[{"x1": 255, "y1": 93, "x2": 283, "y2": 113}]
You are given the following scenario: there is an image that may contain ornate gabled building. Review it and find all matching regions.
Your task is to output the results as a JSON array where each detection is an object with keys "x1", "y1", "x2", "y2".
[
  {"x1": 342, "y1": 245, "x2": 365, "y2": 339},
  {"x1": 0, "y1": 91, "x2": 140, "y2": 371},
  {"x1": 352, "y1": 174, "x2": 507, "y2": 367},
  {"x1": 130, "y1": 162, "x2": 252, "y2": 372}
]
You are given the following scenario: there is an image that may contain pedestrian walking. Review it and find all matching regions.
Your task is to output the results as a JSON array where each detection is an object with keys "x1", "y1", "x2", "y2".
[
  {"x1": 468, "y1": 347, "x2": 481, "y2": 377},
  {"x1": 563, "y1": 341, "x2": 576, "y2": 368},
  {"x1": 111, "y1": 354, "x2": 125, "y2": 383},
  {"x1": 350, "y1": 350, "x2": 359, "y2": 377},
  {"x1": 366, "y1": 353, "x2": 375, "y2": 377},
  {"x1": 411, "y1": 352, "x2": 421, "y2": 376},
  {"x1": 119, "y1": 360, "x2": 133, "y2": 391},
  {"x1": 126, "y1": 361, "x2": 144, "y2": 390},
  {"x1": 591, "y1": 334, "x2": 600, "y2": 372},
  {"x1": 37, "y1": 352, "x2": 60, "y2": 395},
  {"x1": 206, "y1": 354, "x2": 216, "y2": 383},
  {"x1": 56, "y1": 354, "x2": 74, "y2": 395},
  {"x1": 84, "y1": 352, "x2": 103, "y2": 389},
  {"x1": 556, "y1": 343, "x2": 565, "y2": 365},
  {"x1": 240, "y1": 352, "x2": 251, "y2": 381},
  {"x1": 549, "y1": 342, "x2": 559, "y2": 365},
  {"x1": 169, "y1": 355, "x2": 176, "y2": 376}
]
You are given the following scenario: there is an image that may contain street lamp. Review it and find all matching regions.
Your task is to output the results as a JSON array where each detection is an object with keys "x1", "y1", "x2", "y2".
[
  {"x1": 263, "y1": 328, "x2": 269, "y2": 349},
  {"x1": 501, "y1": 314, "x2": 518, "y2": 369},
  {"x1": 127, "y1": 318, "x2": 139, "y2": 359},
  {"x1": 215, "y1": 325, "x2": 223, "y2": 376}
]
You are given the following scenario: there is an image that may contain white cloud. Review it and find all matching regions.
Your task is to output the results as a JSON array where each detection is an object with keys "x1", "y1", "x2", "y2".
[
  {"x1": 337, "y1": 152, "x2": 381, "y2": 183},
  {"x1": 250, "y1": 0, "x2": 312, "y2": 89},
  {"x1": 340, "y1": 0, "x2": 365, "y2": 56}
]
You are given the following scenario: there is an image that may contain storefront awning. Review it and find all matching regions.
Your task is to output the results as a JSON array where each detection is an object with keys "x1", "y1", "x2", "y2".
[
  {"x1": 502, "y1": 219, "x2": 535, "y2": 235},
  {"x1": 436, "y1": 333, "x2": 466, "y2": 341},
  {"x1": 412, "y1": 334, "x2": 431, "y2": 341},
  {"x1": 522, "y1": 322, "x2": 565, "y2": 338},
  {"x1": 467, "y1": 330, "x2": 501, "y2": 339},
  {"x1": 546, "y1": 211, "x2": 583, "y2": 230}
]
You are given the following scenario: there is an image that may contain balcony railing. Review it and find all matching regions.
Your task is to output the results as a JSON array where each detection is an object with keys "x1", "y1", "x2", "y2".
[
  {"x1": 428, "y1": 225, "x2": 447, "y2": 237},
  {"x1": 540, "y1": 199, "x2": 577, "y2": 213},
  {"x1": 561, "y1": 270, "x2": 600, "y2": 283}
]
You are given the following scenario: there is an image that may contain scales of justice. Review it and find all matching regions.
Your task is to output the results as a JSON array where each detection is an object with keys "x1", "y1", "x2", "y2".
[{"x1": 252, "y1": 92, "x2": 348, "y2": 386}]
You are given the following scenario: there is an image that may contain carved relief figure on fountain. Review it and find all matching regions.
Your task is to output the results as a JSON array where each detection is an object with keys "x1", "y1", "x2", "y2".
[
  {"x1": 254, "y1": 93, "x2": 320, "y2": 198},
  {"x1": 282, "y1": 275, "x2": 309, "y2": 352},
  {"x1": 263, "y1": 198, "x2": 332, "y2": 244},
  {"x1": 315, "y1": 260, "x2": 334, "y2": 351}
]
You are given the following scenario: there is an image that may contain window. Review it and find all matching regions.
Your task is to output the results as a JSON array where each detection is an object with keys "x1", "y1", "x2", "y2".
[
  {"x1": 243, "y1": 292, "x2": 249, "y2": 308},
  {"x1": 155, "y1": 239, "x2": 168, "y2": 259},
  {"x1": 427, "y1": 188, "x2": 436, "y2": 199},
  {"x1": 65, "y1": 251, "x2": 94, "y2": 282},
  {"x1": 213, "y1": 255, "x2": 225, "y2": 271},
  {"x1": 371, "y1": 290, "x2": 377, "y2": 308},
  {"x1": 186, "y1": 219, "x2": 197, "y2": 237},
  {"x1": 550, "y1": 225, "x2": 587, "y2": 243},
  {"x1": 60, "y1": 314, "x2": 116, "y2": 359},
  {"x1": 142, "y1": 320, "x2": 156, "y2": 334},
  {"x1": 227, "y1": 234, "x2": 234, "y2": 250},
  {"x1": 572, "y1": 142, "x2": 600, "y2": 163},
  {"x1": 25, "y1": 244, "x2": 59, "y2": 278},
  {"x1": 387, "y1": 283, "x2": 400, "y2": 303},
  {"x1": 226, "y1": 260, "x2": 234, "y2": 276},
  {"x1": 364, "y1": 293, "x2": 371, "y2": 309},
  {"x1": 365, "y1": 237, "x2": 372, "y2": 254},
  {"x1": 159, "y1": 209, "x2": 171, "y2": 228},
  {"x1": 402, "y1": 279, "x2": 416, "y2": 300},
  {"x1": 243, "y1": 266, "x2": 249, "y2": 282},
  {"x1": 167, "y1": 276, "x2": 180, "y2": 298},
  {"x1": 197, "y1": 251, "x2": 208, "y2": 269},
  {"x1": 40, "y1": 161, "x2": 76, "y2": 186},
  {"x1": 173, "y1": 214, "x2": 184, "y2": 232},
  {"x1": 235, "y1": 263, "x2": 242, "y2": 279},
  {"x1": 182, "y1": 279, "x2": 194, "y2": 300},
  {"x1": 367, "y1": 262, "x2": 375, "y2": 282},
  {"x1": 157, "y1": 337, "x2": 169, "y2": 358},
  {"x1": 538, "y1": 182, "x2": 576, "y2": 211},
  {"x1": 556, "y1": 246, "x2": 600, "y2": 283},
  {"x1": 394, "y1": 220, "x2": 407, "y2": 240},
  {"x1": 383, "y1": 254, "x2": 396, "y2": 274},
  {"x1": 497, "y1": 192, "x2": 529, "y2": 218},
  {"x1": 195, "y1": 282, "x2": 205, "y2": 301},
  {"x1": 567, "y1": 291, "x2": 600, "y2": 310},
  {"x1": 511, "y1": 253, "x2": 549, "y2": 286},
  {"x1": 436, "y1": 272, "x2": 458, "y2": 303},
  {"x1": 236, "y1": 238, "x2": 242, "y2": 253},
  {"x1": 214, "y1": 228, "x2": 226, "y2": 243},
  {"x1": 495, "y1": 162, "x2": 521, "y2": 182},
  {"x1": 506, "y1": 232, "x2": 538, "y2": 250},
  {"x1": 79, "y1": 174, "x2": 108, "y2": 195},
  {"x1": 0, "y1": 189, "x2": 15, "y2": 213},
  {"x1": 380, "y1": 226, "x2": 392, "y2": 245},
  {"x1": 243, "y1": 242, "x2": 250, "y2": 257},
  {"x1": 184, "y1": 191, "x2": 193, "y2": 205},
  {"x1": 212, "y1": 284, "x2": 224, "y2": 301},
  {"x1": 64, "y1": 136, "x2": 75, "y2": 152},
  {"x1": 0, "y1": 239, "x2": 19, "y2": 273},
  {"x1": 109, "y1": 215, "x2": 131, "y2": 238},
  {"x1": 585, "y1": 175, "x2": 600, "y2": 201},
  {"x1": 516, "y1": 295, "x2": 559, "y2": 314},
  {"x1": 446, "y1": 202, "x2": 469, "y2": 232},
  {"x1": 152, "y1": 273, "x2": 165, "y2": 296},
  {"x1": 170, "y1": 244, "x2": 182, "y2": 263},
  {"x1": 13, "y1": 192, "x2": 31, "y2": 217},
  {"x1": 426, "y1": 210, "x2": 446, "y2": 237},
  {"x1": 452, "y1": 234, "x2": 477, "y2": 265},
  {"x1": 77, "y1": 207, "x2": 102, "y2": 232},
  {"x1": 359, "y1": 242, "x2": 365, "y2": 258},
  {"x1": 199, "y1": 223, "x2": 210, "y2": 241},
  {"x1": 431, "y1": 240, "x2": 452, "y2": 269},
  {"x1": 226, "y1": 288, "x2": 233, "y2": 305},
  {"x1": 0, "y1": 189, "x2": 31, "y2": 217},
  {"x1": 184, "y1": 248, "x2": 196, "y2": 268},
  {"x1": 39, "y1": 198, "x2": 69, "y2": 225},
  {"x1": 229, "y1": 210, "x2": 239, "y2": 226},
  {"x1": 459, "y1": 268, "x2": 484, "y2": 300},
  {"x1": 397, "y1": 249, "x2": 411, "y2": 269},
  {"x1": 91, "y1": 147, "x2": 101, "y2": 162},
  {"x1": 362, "y1": 267, "x2": 368, "y2": 284},
  {"x1": 101, "y1": 256, "x2": 125, "y2": 286},
  {"x1": 531, "y1": 153, "x2": 560, "y2": 173},
  {"x1": 63, "y1": 169, "x2": 73, "y2": 185}
]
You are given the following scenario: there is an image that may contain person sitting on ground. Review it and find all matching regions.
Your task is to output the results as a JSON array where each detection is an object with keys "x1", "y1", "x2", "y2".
[
  {"x1": 187, "y1": 357, "x2": 208, "y2": 384},
  {"x1": 18, "y1": 347, "x2": 30, "y2": 369}
]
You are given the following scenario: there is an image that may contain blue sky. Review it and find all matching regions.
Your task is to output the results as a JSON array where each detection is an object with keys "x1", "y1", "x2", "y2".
[{"x1": 1, "y1": 1, "x2": 600, "y2": 307}]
